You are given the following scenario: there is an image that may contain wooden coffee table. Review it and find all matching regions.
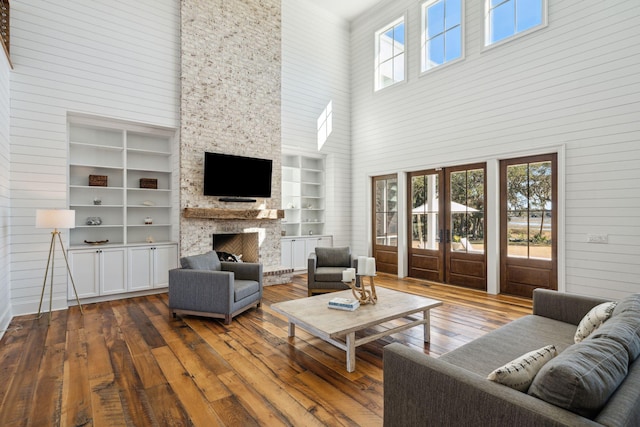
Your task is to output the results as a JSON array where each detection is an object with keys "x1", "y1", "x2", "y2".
[{"x1": 271, "y1": 287, "x2": 442, "y2": 372}]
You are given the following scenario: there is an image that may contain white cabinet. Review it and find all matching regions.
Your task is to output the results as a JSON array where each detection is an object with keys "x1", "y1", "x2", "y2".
[
  {"x1": 282, "y1": 154, "x2": 325, "y2": 237},
  {"x1": 128, "y1": 244, "x2": 178, "y2": 291},
  {"x1": 68, "y1": 247, "x2": 127, "y2": 299},
  {"x1": 281, "y1": 236, "x2": 333, "y2": 270}
]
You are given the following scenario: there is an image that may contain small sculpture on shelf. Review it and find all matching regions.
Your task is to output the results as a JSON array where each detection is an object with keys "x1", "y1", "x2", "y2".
[
  {"x1": 144, "y1": 217, "x2": 153, "y2": 225},
  {"x1": 86, "y1": 217, "x2": 102, "y2": 225},
  {"x1": 93, "y1": 197, "x2": 102, "y2": 205}
]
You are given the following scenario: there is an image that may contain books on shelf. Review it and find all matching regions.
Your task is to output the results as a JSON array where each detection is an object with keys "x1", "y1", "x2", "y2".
[{"x1": 328, "y1": 297, "x2": 359, "y2": 311}]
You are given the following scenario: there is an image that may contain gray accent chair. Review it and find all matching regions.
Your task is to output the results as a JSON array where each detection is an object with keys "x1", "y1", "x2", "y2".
[
  {"x1": 168, "y1": 251, "x2": 263, "y2": 324},
  {"x1": 307, "y1": 246, "x2": 357, "y2": 297}
]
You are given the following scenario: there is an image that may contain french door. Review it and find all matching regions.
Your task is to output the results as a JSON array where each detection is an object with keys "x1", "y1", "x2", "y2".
[
  {"x1": 500, "y1": 154, "x2": 557, "y2": 297},
  {"x1": 373, "y1": 174, "x2": 398, "y2": 274},
  {"x1": 408, "y1": 163, "x2": 486, "y2": 290}
]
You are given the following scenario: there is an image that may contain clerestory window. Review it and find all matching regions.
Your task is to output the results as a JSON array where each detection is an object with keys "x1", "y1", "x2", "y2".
[
  {"x1": 375, "y1": 17, "x2": 405, "y2": 91},
  {"x1": 421, "y1": 0, "x2": 463, "y2": 72},
  {"x1": 485, "y1": 0, "x2": 546, "y2": 46}
]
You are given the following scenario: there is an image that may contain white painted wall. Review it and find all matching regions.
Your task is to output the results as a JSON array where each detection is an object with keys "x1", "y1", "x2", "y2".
[
  {"x1": 0, "y1": 50, "x2": 11, "y2": 336},
  {"x1": 9, "y1": 1, "x2": 180, "y2": 315},
  {"x1": 282, "y1": 0, "x2": 352, "y2": 247},
  {"x1": 350, "y1": 0, "x2": 640, "y2": 298}
]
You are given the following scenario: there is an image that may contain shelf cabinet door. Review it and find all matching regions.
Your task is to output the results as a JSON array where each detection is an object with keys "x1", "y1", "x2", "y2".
[
  {"x1": 68, "y1": 250, "x2": 100, "y2": 299},
  {"x1": 128, "y1": 244, "x2": 177, "y2": 291},
  {"x1": 128, "y1": 247, "x2": 154, "y2": 291},
  {"x1": 281, "y1": 238, "x2": 307, "y2": 269},
  {"x1": 153, "y1": 244, "x2": 178, "y2": 288},
  {"x1": 68, "y1": 247, "x2": 127, "y2": 298},
  {"x1": 100, "y1": 248, "x2": 127, "y2": 295}
]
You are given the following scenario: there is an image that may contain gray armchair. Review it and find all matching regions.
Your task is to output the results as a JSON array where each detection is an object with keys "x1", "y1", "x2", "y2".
[
  {"x1": 169, "y1": 251, "x2": 263, "y2": 324},
  {"x1": 307, "y1": 246, "x2": 357, "y2": 297}
]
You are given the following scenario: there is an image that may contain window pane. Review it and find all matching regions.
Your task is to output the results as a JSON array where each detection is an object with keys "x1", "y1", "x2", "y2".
[
  {"x1": 445, "y1": 26, "x2": 462, "y2": 62},
  {"x1": 386, "y1": 179, "x2": 398, "y2": 211},
  {"x1": 427, "y1": 1, "x2": 445, "y2": 38},
  {"x1": 378, "y1": 60, "x2": 393, "y2": 88},
  {"x1": 379, "y1": 33, "x2": 394, "y2": 62},
  {"x1": 516, "y1": 0, "x2": 542, "y2": 32},
  {"x1": 445, "y1": 0, "x2": 461, "y2": 29},
  {"x1": 507, "y1": 209, "x2": 527, "y2": 257},
  {"x1": 394, "y1": 23, "x2": 405, "y2": 52},
  {"x1": 393, "y1": 54, "x2": 404, "y2": 83},
  {"x1": 490, "y1": 0, "x2": 515, "y2": 43},
  {"x1": 427, "y1": 35, "x2": 445, "y2": 67},
  {"x1": 386, "y1": 212, "x2": 398, "y2": 245}
]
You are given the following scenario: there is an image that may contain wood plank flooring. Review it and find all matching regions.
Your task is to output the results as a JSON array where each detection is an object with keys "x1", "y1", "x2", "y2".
[{"x1": 0, "y1": 274, "x2": 532, "y2": 426}]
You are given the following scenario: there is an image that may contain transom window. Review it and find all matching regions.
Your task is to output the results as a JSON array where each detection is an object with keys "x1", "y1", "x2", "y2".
[
  {"x1": 375, "y1": 17, "x2": 405, "y2": 91},
  {"x1": 485, "y1": 0, "x2": 546, "y2": 46},
  {"x1": 421, "y1": 0, "x2": 463, "y2": 72}
]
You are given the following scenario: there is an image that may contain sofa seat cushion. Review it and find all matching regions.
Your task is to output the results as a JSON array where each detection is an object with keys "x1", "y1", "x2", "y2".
[
  {"x1": 181, "y1": 251, "x2": 221, "y2": 271},
  {"x1": 314, "y1": 266, "x2": 348, "y2": 282},
  {"x1": 316, "y1": 246, "x2": 351, "y2": 268},
  {"x1": 440, "y1": 315, "x2": 577, "y2": 376},
  {"x1": 234, "y1": 279, "x2": 259, "y2": 302},
  {"x1": 528, "y1": 336, "x2": 629, "y2": 418}
]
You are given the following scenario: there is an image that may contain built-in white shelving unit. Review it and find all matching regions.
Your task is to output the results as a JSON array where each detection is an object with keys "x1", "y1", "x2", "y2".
[
  {"x1": 67, "y1": 116, "x2": 178, "y2": 301},
  {"x1": 282, "y1": 154, "x2": 326, "y2": 237}
]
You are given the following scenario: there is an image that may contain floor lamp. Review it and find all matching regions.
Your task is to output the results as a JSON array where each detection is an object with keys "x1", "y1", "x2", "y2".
[{"x1": 36, "y1": 209, "x2": 83, "y2": 324}]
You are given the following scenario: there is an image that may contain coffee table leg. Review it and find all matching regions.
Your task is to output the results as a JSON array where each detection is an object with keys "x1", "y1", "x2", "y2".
[
  {"x1": 423, "y1": 309, "x2": 431, "y2": 343},
  {"x1": 288, "y1": 322, "x2": 295, "y2": 338},
  {"x1": 346, "y1": 332, "x2": 356, "y2": 372}
]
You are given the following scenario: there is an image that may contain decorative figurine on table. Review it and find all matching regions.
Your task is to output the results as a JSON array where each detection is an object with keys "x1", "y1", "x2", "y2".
[{"x1": 341, "y1": 256, "x2": 377, "y2": 305}]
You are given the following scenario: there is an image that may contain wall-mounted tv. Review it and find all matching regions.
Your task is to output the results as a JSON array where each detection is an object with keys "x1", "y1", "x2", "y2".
[{"x1": 203, "y1": 152, "x2": 273, "y2": 201}]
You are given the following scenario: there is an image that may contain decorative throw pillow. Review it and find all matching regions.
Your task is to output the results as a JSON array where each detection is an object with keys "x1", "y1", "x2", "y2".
[
  {"x1": 528, "y1": 337, "x2": 629, "y2": 418},
  {"x1": 574, "y1": 301, "x2": 617, "y2": 343},
  {"x1": 487, "y1": 345, "x2": 557, "y2": 392}
]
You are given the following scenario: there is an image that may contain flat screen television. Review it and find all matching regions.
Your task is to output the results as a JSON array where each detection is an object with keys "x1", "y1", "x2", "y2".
[{"x1": 203, "y1": 152, "x2": 273, "y2": 201}]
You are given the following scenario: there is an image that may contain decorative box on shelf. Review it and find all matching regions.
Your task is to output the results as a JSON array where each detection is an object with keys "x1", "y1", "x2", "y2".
[
  {"x1": 140, "y1": 178, "x2": 158, "y2": 189},
  {"x1": 89, "y1": 175, "x2": 108, "y2": 187}
]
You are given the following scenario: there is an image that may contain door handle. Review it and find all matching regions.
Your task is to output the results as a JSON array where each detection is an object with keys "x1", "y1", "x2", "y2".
[
  {"x1": 446, "y1": 230, "x2": 451, "y2": 243},
  {"x1": 438, "y1": 229, "x2": 443, "y2": 243}
]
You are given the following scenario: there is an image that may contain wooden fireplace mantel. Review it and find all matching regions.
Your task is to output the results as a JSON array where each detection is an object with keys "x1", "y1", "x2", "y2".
[{"x1": 182, "y1": 208, "x2": 284, "y2": 220}]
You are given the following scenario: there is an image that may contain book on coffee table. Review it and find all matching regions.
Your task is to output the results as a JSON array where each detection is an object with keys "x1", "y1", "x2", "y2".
[{"x1": 328, "y1": 297, "x2": 359, "y2": 311}]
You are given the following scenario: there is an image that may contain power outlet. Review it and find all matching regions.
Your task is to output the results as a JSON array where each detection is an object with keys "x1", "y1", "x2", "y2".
[{"x1": 587, "y1": 234, "x2": 608, "y2": 244}]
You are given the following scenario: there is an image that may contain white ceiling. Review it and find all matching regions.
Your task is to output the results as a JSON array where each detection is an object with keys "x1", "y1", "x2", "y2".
[{"x1": 310, "y1": 0, "x2": 383, "y2": 21}]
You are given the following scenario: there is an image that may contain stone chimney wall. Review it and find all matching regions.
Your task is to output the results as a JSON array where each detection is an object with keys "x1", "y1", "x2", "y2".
[{"x1": 180, "y1": 0, "x2": 282, "y2": 268}]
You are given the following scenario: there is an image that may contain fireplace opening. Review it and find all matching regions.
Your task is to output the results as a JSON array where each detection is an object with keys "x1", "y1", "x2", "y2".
[{"x1": 212, "y1": 232, "x2": 259, "y2": 263}]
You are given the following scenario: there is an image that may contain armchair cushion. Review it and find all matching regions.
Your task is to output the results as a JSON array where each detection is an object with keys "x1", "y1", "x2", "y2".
[
  {"x1": 315, "y1": 266, "x2": 349, "y2": 282},
  {"x1": 235, "y1": 280, "x2": 260, "y2": 301},
  {"x1": 180, "y1": 251, "x2": 221, "y2": 271},
  {"x1": 316, "y1": 246, "x2": 351, "y2": 267}
]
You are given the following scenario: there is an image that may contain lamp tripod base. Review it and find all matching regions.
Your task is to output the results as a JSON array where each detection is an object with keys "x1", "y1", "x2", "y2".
[{"x1": 37, "y1": 230, "x2": 84, "y2": 325}]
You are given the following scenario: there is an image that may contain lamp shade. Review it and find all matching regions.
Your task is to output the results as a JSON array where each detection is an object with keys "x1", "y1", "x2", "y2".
[{"x1": 36, "y1": 209, "x2": 76, "y2": 229}]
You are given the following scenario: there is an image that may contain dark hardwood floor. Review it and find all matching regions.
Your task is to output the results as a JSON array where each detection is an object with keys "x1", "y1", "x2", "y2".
[{"x1": 0, "y1": 274, "x2": 532, "y2": 426}]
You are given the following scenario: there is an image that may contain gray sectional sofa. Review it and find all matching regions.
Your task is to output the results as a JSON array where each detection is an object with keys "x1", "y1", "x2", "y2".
[{"x1": 384, "y1": 289, "x2": 640, "y2": 426}]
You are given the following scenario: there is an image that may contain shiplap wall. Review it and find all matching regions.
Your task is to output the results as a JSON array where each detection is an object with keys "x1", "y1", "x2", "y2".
[
  {"x1": 9, "y1": 1, "x2": 180, "y2": 315},
  {"x1": 282, "y1": 0, "x2": 352, "y2": 246},
  {"x1": 350, "y1": 0, "x2": 640, "y2": 298},
  {"x1": 0, "y1": 52, "x2": 11, "y2": 335}
]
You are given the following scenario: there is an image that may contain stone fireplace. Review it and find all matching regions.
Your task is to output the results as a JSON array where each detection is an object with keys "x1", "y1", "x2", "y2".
[{"x1": 179, "y1": 0, "x2": 287, "y2": 284}]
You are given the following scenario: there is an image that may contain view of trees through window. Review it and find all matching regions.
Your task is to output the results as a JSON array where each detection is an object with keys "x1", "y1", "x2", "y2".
[
  {"x1": 506, "y1": 161, "x2": 553, "y2": 259},
  {"x1": 375, "y1": 176, "x2": 398, "y2": 246}
]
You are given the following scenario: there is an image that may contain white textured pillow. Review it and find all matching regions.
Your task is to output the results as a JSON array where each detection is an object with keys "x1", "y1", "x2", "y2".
[
  {"x1": 574, "y1": 301, "x2": 618, "y2": 343},
  {"x1": 487, "y1": 345, "x2": 557, "y2": 392}
]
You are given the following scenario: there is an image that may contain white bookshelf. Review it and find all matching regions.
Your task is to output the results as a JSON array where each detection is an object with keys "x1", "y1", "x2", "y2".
[{"x1": 282, "y1": 154, "x2": 326, "y2": 237}]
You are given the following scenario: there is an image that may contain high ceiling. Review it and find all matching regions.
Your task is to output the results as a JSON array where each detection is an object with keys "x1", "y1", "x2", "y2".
[{"x1": 310, "y1": 0, "x2": 383, "y2": 21}]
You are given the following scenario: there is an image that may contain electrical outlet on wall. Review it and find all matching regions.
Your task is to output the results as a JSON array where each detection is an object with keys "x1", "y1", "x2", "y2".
[{"x1": 587, "y1": 234, "x2": 608, "y2": 243}]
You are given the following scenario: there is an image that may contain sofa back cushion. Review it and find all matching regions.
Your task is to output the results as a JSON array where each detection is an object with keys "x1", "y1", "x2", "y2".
[
  {"x1": 316, "y1": 246, "x2": 351, "y2": 268},
  {"x1": 180, "y1": 251, "x2": 221, "y2": 271},
  {"x1": 529, "y1": 335, "x2": 629, "y2": 418}
]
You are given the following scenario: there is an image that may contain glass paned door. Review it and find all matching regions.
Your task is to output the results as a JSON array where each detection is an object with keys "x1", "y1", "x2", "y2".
[
  {"x1": 373, "y1": 174, "x2": 398, "y2": 274},
  {"x1": 408, "y1": 164, "x2": 487, "y2": 290},
  {"x1": 500, "y1": 154, "x2": 557, "y2": 297}
]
